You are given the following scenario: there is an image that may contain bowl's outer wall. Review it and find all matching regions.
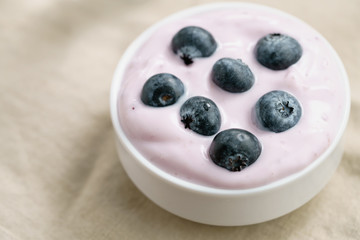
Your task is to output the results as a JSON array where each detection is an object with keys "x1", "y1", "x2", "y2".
[{"x1": 115, "y1": 136, "x2": 344, "y2": 226}]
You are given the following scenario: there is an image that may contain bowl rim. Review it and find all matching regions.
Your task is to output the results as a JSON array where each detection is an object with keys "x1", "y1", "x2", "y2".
[{"x1": 110, "y1": 2, "x2": 351, "y2": 195}]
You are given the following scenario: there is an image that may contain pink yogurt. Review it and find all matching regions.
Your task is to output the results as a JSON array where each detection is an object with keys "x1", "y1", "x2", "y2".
[{"x1": 117, "y1": 6, "x2": 347, "y2": 189}]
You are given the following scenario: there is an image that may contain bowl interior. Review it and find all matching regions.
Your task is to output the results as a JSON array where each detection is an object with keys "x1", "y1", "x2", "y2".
[{"x1": 110, "y1": 2, "x2": 351, "y2": 195}]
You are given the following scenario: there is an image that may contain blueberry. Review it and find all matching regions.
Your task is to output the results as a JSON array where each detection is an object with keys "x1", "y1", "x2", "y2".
[
  {"x1": 180, "y1": 96, "x2": 221, "y2": 136},
  {"x1": 256, "y1": 90, "x2": 302, "y2": 133},
  {"x1": 141, "y1": 73, "x2": 184, "y2": 107},
  {"x1": 171, "y1": 26, "x2": 217, "y2": 65},
  {"x1": 209, "y1": 129, "x2": 261, "y2": 172},
  {"x1": 255, "y1": 33, "x2": 302, "y2": 70},
  {"x1": 211, "y1": 58, "x2": 255, "y2": 93}
]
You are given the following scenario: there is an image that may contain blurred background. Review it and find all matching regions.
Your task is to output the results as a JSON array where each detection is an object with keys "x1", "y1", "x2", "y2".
[{"x1": 0, "y1": 0, "x2": 359, "y2": 239}]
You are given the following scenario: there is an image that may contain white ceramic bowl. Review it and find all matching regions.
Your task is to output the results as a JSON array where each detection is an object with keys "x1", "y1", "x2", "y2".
[{"x1": 110, "y1": 3, "x2": 350, "y2": 226}]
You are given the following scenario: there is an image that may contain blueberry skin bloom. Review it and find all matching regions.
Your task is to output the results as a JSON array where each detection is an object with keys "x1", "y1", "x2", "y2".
[
  {"x1": 171, "y1": 26, "x2": 217, "y2": 65},
  {"x1": 209, "y1": 129, "x2": 262, "y2": 172},
  {"x1": 180, "y1": 96, "x2": 221, "y2": 136},
  {"x1": 141, "y1": 73, "x2": 184, "y2": 107},
  {"x1": 255, "y1": 33, "x2": 302, "y2": 70},
  {"x1": 211, "y1": 58, "x2": 255, "y2": 93},
  {"x1": 256, "y1": 90, "x2": 302, "y2": 133}
]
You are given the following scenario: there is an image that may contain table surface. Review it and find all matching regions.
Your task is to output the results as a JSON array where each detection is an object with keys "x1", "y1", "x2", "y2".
[{"x1": 1, "y1": 0, "x2": 359, "y2": 239}]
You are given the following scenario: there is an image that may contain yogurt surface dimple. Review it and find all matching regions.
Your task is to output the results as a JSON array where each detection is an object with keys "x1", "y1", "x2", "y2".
[{"x1": 117, "y1": 6, "x2": 347, "y2": 189}]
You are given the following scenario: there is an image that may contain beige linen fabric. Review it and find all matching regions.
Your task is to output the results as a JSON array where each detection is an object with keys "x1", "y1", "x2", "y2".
[{"x1": 1, "y1": 0, "x2": 359, "y2": 239}]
